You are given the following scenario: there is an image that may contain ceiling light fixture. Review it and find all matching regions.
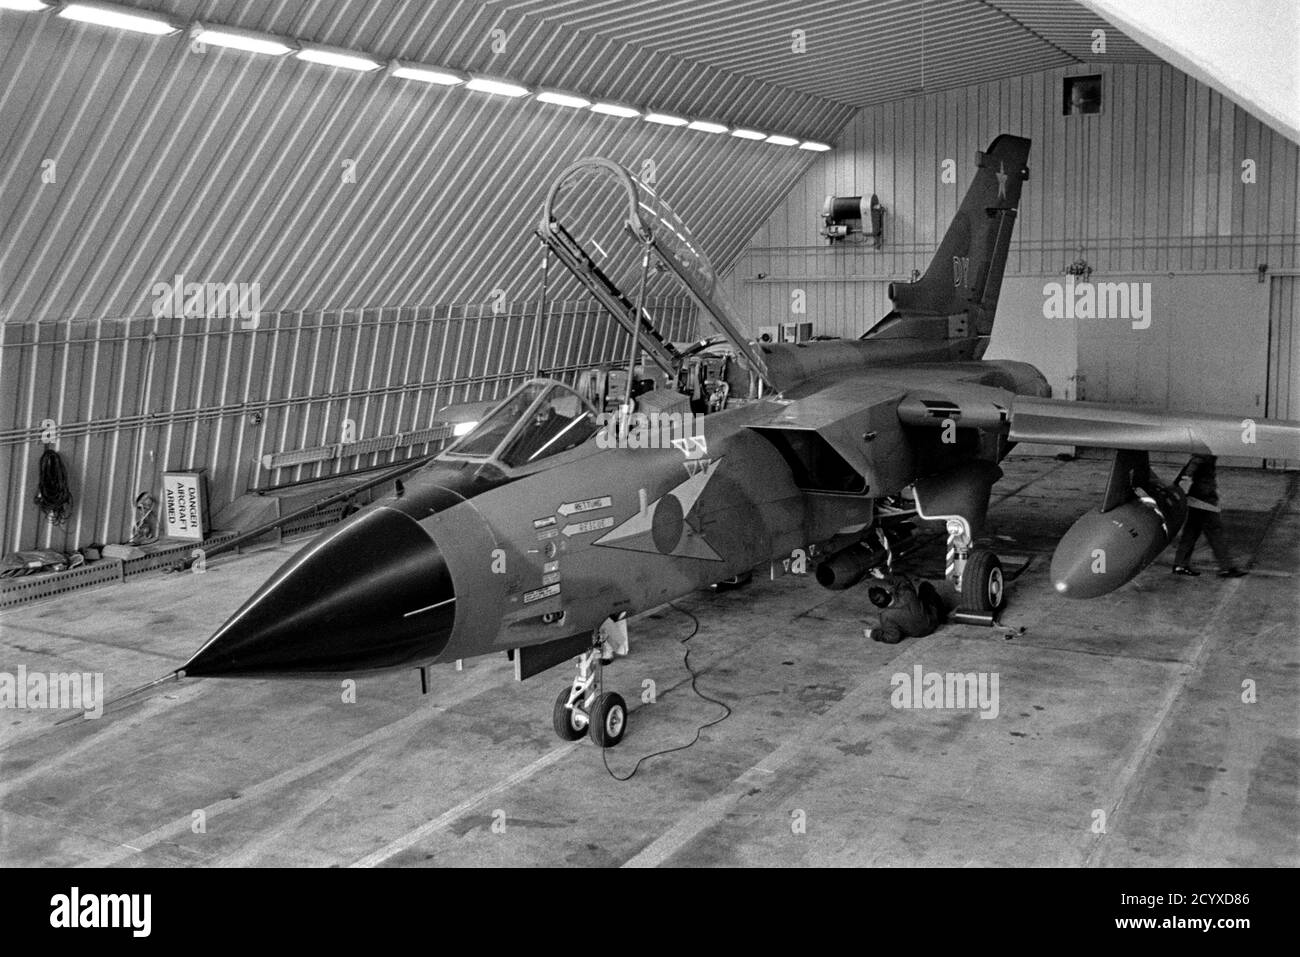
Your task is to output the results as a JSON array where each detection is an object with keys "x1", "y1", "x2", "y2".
[
  {"x1": 465, "y1": 75, "x2": 530, "y2": 97},
  {"x1": 295, "y1": 42, "x2": 382, "y2": 72},
  {"x1": 536, "y1": 90, "x2": 591, "y2": 108},
  {"x1": 644, "y1": 112, "x2": 689, "y2": 126},
  {"x1": 799, "y1": 141, "x2": 832, "y2": 151},
  {"x1": 58, "y1": 1, "x2": 178, "y2": 35},
  {"x1": 764, "y1": 134, "x2": 800, "y2": 146},
  {"x1": 687, "y1": 120, "x2": 729, "y2": 134},
  {"x1": 0, "y1": 0, "x2": 50, "y2": 12},
  {"x1": 730, "y1": 128, "x2": 768, "y2": 140},
  {"x1": 191, "y1": 22, "x2": 294, "y2": 56},
  {"x1": 589, "y1": 101, "x2": 640, "y2": 118},
  {"x1": 388, "y1": 61, "x2": 465, "y2": 85}
]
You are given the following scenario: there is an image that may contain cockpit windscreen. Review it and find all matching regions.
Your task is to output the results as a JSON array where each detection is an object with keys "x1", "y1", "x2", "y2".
[
  {"x1": 499, "y1": 388, "x2": 598, "y2": 467},
  {"x1": 447, "y1": 383, "x2": 547, "y2": 458}
]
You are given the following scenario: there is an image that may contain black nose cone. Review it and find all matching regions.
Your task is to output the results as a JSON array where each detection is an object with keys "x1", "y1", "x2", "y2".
[{"x1": 184, "y1": 507, "x2": 455, "y2": 677}]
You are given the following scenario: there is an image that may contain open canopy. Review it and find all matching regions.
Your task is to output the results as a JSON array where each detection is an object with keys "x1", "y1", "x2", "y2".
[{"x1": 540, "y1": 157, "x2": 772, "y2": 388}]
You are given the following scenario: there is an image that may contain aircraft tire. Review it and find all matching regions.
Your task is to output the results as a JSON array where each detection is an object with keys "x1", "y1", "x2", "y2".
[
  {"x1": 553, "y1": 687, "x2": 587, "y2": 741},
  {"x1": 588, "y1": 692, "x2": 627, "y2": 747},
  {"x1": 961, "y1": 549, "x2": 1005, "y2": 613}
]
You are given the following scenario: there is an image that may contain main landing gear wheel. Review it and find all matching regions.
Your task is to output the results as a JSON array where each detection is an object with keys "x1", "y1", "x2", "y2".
[
  {"x1": 553, "y1": 642, "x2": 629, "y2": 747},
  {"x1": 961, "y1": 548, "x2": 1005, "y2": 614},
  {"x1": 553, "y1": 686, "x2": 587, "y2": 741},
  {"x1": 588, "y1": 692, "x2": 627, "y2": 747}
]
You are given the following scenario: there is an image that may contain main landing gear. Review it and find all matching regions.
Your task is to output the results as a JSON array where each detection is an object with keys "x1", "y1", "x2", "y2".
[
  {"x1": 944, "y1": 518, "x2": 1006, "y2": 615},
  {"x1": 552, "y1": 642, "x2": 627, "y2": 747}
]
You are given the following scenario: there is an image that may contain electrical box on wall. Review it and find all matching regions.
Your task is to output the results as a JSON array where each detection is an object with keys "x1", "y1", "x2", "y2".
[
  {"x1": 163, "y1": 470, "x2": 210, "y2": 540},
  {"x1": 781, "y1": 322, "x2": 813, "y2": 343},
  {"x1": 1063, "y1": 74, "x2": 1102, "y2": 114},
  {"x1": 756, "y1": 325, "x2": 780, "y2": 344}
]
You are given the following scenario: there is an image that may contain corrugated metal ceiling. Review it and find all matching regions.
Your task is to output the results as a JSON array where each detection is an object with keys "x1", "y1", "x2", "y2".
[
  {"x1": 0, "y1": 0, "x2": 852, "y2": 323},
  {"x1": 0, "y1": 0, "x2": 1167, "y2": 325},
  {"x1": 488, "y1": 0, "x2": 1161, "y2": 106}
]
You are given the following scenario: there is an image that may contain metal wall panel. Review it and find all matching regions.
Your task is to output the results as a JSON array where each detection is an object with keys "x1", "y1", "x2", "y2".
[
  {"x1": 725, "y1": 61, "x2": 1300, "y2": 337},
  {"x1": 1263, "y1": 273, "x2": 1299, "y2": 468},
  {"x1": 0, "y1": 298, "x2": 699, "y2": 552},
  {"x1": 1268, "y1": 276, "x2": 1299, "y2": 423}
]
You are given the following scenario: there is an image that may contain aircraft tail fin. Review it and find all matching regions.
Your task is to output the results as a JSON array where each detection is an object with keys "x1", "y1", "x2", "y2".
[{"x1": 863, "y1": 134, "x2": 1031, "y2": 359}]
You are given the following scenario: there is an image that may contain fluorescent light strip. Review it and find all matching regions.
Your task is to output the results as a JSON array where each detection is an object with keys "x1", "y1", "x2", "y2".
[
  {"x1": 192, "y1": 23, "x2": 293, "y2": 56},
  {"x1": 390, "y1": 64, "x2": 464, "y2": 85},
  {"x1": 34, "y1": 4, "x2": 828, "y2": 150},
  {"x1": 466, "y1": 75, "x2": 530, "y2": 97},
  {"x1": 536, "y1": 90, "x2": 591, "y2": 108},
  {"x1": 687, "y1": 120, "x2": 728, "y2": 134},
  {"x1": 296, "y1": 43, "x2": 381, "y2": 72},
  {"x1": 590, "y1": 102, "x2": 640, "y2": 118},
  {"x1": 59, "y1": 1, "x2": 177, "y2": 35}
]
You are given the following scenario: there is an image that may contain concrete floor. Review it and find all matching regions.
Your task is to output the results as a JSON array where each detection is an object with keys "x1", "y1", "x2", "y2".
[{"x1": 1, "y1": 452, "x2": 1297, "y2": 867}]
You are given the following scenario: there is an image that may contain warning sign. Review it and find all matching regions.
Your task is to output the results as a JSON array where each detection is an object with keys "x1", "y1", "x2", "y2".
[{"x1": 163, "y1": 471, "x2": 209, "y2": 541}]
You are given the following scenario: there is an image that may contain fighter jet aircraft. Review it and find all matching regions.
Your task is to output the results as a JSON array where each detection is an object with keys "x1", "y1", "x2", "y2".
[{"x1": 178, "y1": 135, "x2": 1300, "y2": 747}]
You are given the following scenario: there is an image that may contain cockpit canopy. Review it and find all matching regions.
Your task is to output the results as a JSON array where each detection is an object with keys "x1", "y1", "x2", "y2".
[{"x1": 440, "y1": 379, "x2": 600, "y2": 470}]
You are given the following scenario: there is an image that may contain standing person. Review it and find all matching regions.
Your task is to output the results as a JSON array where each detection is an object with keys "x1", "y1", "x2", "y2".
[{"x1": 1172, "y1": 455, "x2": 1246, "y2": 578}]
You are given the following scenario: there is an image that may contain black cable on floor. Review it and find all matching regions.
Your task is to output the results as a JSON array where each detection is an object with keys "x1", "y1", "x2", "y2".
[{"x1": 599, "y1": 602, "x2": 732, "y2": 782}]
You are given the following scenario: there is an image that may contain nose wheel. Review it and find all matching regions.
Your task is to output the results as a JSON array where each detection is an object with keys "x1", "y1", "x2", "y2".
[
  {"x1": 589, "y1": 692, "x2": 627, "y2": 747},
  {"x1": 553, "y1": 644, "x2": 628, "y2": 747},
  {"x1": 553, "y1": 686, "x2": 588, "y2": 741}
]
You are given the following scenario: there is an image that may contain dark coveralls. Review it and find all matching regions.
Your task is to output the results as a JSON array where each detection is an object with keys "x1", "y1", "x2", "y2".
[
  {"x1": 868, "y1": 574, "x2": 944, "y2": 644},
  {"x1": 1173, "y1": 456, "x2": 1232, "y2": 569}
]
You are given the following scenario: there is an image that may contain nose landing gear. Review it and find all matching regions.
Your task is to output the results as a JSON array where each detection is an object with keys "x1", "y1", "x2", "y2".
[{"x1": 552, "y1": 642, "x2": 628, "y2": 747}]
